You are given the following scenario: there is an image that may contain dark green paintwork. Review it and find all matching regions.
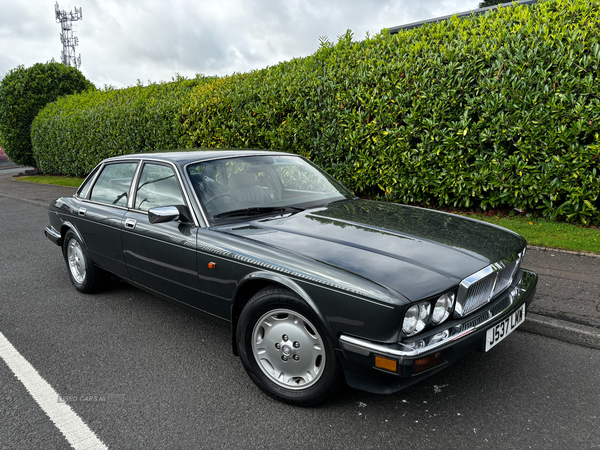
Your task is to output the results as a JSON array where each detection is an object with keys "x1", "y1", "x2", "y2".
[
  {"x1": 220, "y1": 199, "x2": 525, "y2": 301},
  {"x1": 45, "y1": 150, "x2": 536, "y2": 394}
]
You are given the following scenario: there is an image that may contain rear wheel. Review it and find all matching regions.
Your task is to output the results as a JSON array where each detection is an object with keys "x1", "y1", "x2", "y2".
[
  {"x1": 236, "y1": 286, "x2": 342, "y2": 406},
  {"x1": 62, "y1": 230, "x2": 109, "y2": 293}
]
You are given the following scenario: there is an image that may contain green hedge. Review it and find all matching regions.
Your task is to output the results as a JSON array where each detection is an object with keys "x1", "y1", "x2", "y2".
[
  {"x1": 32, "y1": 75, "x2": 209, "y2": 175},
  {"x1": 0, "y1": 61, "x2": 94, "y2": 166},
  {"x1": 32, "y1": 0, "x2": 600, "y2": 224}
]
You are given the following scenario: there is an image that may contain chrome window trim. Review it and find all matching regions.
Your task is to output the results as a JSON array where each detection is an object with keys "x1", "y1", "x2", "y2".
[
  {"x1": 75, "y1": 164, "x2": 103, "y2": 200},
  {"x1": 126, "y1": 161, "x2": 145, "y2": 209},
  {"x1": 183, "y1": 161, "x2": 210, "y2": 227},
  {"x1": 85, "y1": 160, "x2": 140, "y2": 207},
  {"x1": 78, "y1": 200, "x2": 130, "y2": 212},
  {"x1": 99, "y1": 157, "x2": 199, "y2": 227},
  {"x1": 137, "y1": 157, "x2": 200, "y2": 227},
  {"x1": 76, "y1": 158, "x2": 200, "y2": 226},
  {"x1": 127, "y1": 160, "x2": 198, "y2": 225}
]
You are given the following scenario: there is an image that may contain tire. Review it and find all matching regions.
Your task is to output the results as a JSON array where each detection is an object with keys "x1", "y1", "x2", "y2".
[
  {"x1": 62, "y1": 230, "x2": 109, "y2": 293},
  {"x1": 236, "y1": 286, "x2": 342, "y2": 406}
]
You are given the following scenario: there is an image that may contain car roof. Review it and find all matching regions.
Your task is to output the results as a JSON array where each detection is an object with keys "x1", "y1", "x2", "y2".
[{"x1": 103, "y1": 149, "x2": 295, "y2": 166}]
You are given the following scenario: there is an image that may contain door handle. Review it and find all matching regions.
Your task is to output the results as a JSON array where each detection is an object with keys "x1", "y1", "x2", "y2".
[{"x1": 124, "y1": 218, "x2": 137, "y2": 230}]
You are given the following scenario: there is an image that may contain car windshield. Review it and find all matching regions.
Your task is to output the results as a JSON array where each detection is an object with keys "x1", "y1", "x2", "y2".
[{"x1": 186, "y1": 155, "x2": 354, "y2": 223}]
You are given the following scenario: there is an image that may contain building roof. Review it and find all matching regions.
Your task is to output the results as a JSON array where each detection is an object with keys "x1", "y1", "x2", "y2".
[{"x1": 386, "y1": 0, "x2": 539, "y2": 34}]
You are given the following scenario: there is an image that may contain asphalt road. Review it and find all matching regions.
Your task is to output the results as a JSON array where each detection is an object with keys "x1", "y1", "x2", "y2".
[
  {"x1": 524, "y1": 250, "x2": 600, "y2": 328},
  {"x1": 1, "y1": 181, "x2": 600, "y2": 449}
]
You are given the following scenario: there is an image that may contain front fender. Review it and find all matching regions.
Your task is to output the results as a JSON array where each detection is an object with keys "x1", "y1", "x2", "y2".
[
  {"x1": 239, "y1": 271, "x2": 322, "y2": 317},
  {"x1": 230, "y1": 270, "x2": 334, "y2": 356},
  {"x1": 230, "y1": 269, "x2": 405, "y2": 356}
]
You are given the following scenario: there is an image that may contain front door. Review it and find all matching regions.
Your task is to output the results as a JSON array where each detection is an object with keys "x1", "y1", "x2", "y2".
[{"x1": 121, "y1": 162, "x2": 201, "y2": 304}]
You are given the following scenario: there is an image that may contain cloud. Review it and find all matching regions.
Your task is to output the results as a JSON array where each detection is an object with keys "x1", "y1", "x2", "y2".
[{"x1": 0, "y1": 0, "x2": 479, "y2": 87}]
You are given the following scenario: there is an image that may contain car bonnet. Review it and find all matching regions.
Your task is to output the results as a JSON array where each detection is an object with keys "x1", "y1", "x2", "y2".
[{"x1": 220, "y1": 199, "x2": 526, "y2": 302}]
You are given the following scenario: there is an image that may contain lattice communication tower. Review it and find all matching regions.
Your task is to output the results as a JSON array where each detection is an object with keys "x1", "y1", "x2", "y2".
[{"x1": 55, "y1": 2, "x2": 83, "y2": 69}]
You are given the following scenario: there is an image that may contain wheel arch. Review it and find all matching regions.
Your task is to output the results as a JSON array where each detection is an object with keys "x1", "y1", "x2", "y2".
[
  {"x1": 60, "y1": 221, "x2": 85, "y2": 250},
  {"x1": 230, "y1": 271, "x2": 325, "y2": 356}
]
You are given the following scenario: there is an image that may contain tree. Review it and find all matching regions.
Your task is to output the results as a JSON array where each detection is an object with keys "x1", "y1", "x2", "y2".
[
  {"x1": 479, "y1": 0, "x2": 503, "y2": 7},
  {"x1": 0, "y1": 61, "x2": 94, "y2": 166}
]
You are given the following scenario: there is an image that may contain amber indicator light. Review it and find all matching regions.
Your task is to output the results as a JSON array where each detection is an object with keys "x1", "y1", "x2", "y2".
[
  {"x1": 208, "y1": 262, "x2": 216, "y2": 269},
  {"x1": 374, "y1": 355, "x2": 398, "y2": 373},
  {"x1": 412, "y1": 352, "x2": 444, "y2": 374}
]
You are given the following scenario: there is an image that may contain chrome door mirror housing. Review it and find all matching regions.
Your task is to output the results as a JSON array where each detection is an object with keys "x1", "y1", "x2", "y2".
[{"x1": 148, "y1": 206, "x2": 180, "y2": 224}]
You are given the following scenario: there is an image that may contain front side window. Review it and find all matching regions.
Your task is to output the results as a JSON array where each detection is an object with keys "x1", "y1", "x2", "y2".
[
  {"x1": 134, "y1": 163, "x2": 185, "y2": 212},
  {"x1": 89, "y1": 162, "x2": 138, "y2": 206}
]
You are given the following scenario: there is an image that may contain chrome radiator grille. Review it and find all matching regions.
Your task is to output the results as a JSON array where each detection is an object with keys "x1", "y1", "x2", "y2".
[{"x1": 455, "y1": 251, "x2": 524, "y2": 317}]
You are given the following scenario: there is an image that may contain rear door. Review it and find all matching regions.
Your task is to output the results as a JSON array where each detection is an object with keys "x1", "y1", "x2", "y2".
[{"x1": 76, "y1": 161, "x2": 139, "y2": 279}]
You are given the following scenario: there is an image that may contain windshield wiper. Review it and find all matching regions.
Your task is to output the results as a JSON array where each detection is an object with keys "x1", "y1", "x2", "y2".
[{"x1": 213, "y1": 206, "x2": 289, "y2": 219}]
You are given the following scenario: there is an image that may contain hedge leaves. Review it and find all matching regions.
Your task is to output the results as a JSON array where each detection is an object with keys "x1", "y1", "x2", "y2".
[
  {"x1": 0, "y1": 61, "x2": 94, "y2": 166},
  {"x1": 32, "y1": 0, "x2": 600, "y2": 224}
]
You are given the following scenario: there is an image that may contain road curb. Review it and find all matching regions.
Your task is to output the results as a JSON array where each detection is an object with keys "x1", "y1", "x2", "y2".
[
  {"x1": 520, "y1": 313, "x2": 600, "y2": 350},
  {"x1": 527, "y1": 245, "x2": 599, "y2": 259},
  {"x1": 0, "y1": 164, "x2": 26, "y2": 171}
]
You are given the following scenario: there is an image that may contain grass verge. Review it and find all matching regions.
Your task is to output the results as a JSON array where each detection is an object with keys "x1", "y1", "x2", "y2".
[
  {"x1": 15, "y1": 175, "x2": 85, "y2": 187},
  {"x1": 463, "y1": 213, "x2": 600, "y2": 254}
]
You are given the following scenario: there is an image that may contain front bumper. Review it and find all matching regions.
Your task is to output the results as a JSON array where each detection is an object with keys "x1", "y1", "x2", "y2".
[{"x1": 339, "y1": 269, "x2": 538, "y2": 394}]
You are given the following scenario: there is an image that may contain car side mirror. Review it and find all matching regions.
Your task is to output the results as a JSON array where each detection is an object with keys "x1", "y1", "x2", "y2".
[
  {"x1": 148, "y1": 206, "x2": 180, "y2": 224},
  {"x1": 148, "y1": 205, "x2": 194, "y2": 224}
]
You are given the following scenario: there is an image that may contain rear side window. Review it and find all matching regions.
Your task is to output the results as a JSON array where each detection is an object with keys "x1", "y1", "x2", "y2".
[
  {"x1": 134, "y1": 163, "x2": 185, "y2": 211},
  {"x1": 89, "y1": 163, "x2": 138, "y2": 206}
]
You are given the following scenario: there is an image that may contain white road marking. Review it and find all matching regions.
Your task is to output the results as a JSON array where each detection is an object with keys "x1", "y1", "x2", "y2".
[{"x1": 0, "y1": 331, "x2": 108, "y2": 450}]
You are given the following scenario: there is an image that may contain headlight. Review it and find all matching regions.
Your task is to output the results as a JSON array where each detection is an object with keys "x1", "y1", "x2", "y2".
[
  {"x1": 432, "y1": 293, "x2": 455, "y2": 324},
  {"x1": 402, "y1": 303, "x2": 431, "y2": 336}
]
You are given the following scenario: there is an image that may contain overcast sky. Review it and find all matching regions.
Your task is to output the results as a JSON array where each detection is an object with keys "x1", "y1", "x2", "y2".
[{"x1": 1, "y1": 1, "x2": 479, "y2": 89}]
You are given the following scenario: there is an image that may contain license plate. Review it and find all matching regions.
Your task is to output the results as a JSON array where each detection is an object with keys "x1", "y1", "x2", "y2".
[{"x1": 485, "y1": 304, "x2": 526, "y2": 352}]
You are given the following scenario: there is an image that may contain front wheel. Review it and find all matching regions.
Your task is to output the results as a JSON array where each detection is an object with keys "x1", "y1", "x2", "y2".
[
  {"x1": 236, "y1": 286, "x2": 342, "y2": 406},
  {"x1": 62, "y1": 230, "x2": 109, "y2": 293}
]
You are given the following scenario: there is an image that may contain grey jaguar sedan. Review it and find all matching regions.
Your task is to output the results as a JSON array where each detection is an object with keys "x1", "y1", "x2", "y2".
[{"x1": 45, "y1": 150, "x2": 537, "y2": 405}]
